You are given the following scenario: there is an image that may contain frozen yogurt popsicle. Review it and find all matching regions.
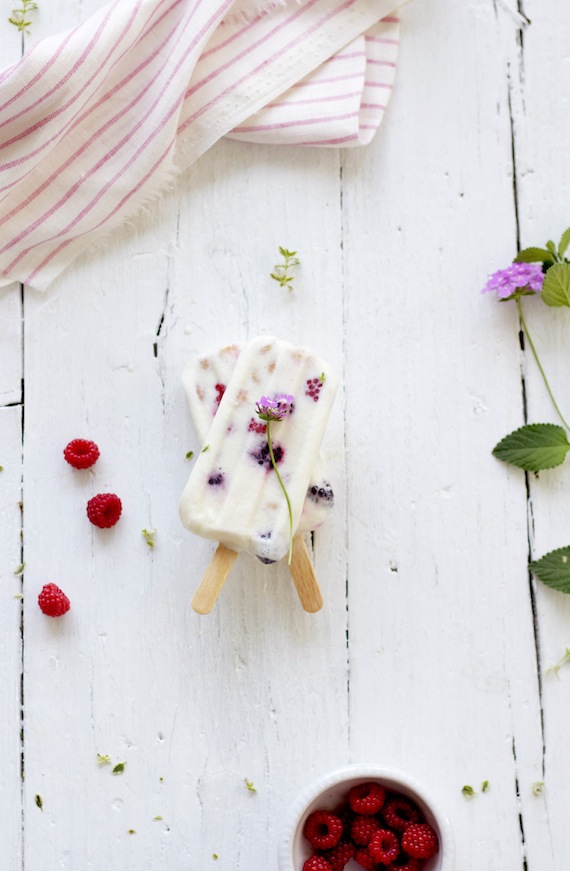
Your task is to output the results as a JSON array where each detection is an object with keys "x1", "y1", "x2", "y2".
[
  {"x1": 179, "y1": 336, "x2": 339, "y2": 565},
  {"x1": 181, "y1": 343, "x2": 335, "y2": 536}
]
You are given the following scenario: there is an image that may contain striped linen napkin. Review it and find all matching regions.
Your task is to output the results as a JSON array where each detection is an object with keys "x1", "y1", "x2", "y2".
[{"x1": 0, "y1": 0, "x2": 405, "y2": 291}]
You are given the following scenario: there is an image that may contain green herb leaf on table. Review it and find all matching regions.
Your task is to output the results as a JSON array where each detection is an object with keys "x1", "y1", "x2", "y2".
[
  {"x1": 531, "y1": 782, "x2": 544, "y2": 796},
  {"x1": 97, "y1": 753, "x2": 111, "y2": 765},
  {"x1": 112, "y1": 762, "x2": 126, "y2": 775},
  {"x1": 244, "y1": 778, "x2": 257, "y2": 792},
  {"x1": 541, "y1": 263, "x2": 570, "y2": 308},
  {"x1": 481, "y1": 780, "x2": 490, "y2": 793},
  {"x1": 35, "y1": 794, "x2": 43, "y2": 811},
  {"x1": 559, "y1": 227, "x2": 570, "y2": 259},
  {"x1": 461, "y1": 785, "x2": 476, "y2": 797},
  {"x1": 529, "y1": 546, "x2": 570, "y2": 594},
  {"x1": 492, "y1": 424, "x2": 570, "y2": 471},
  {"x1": 514, "y1": 247, "x2": 556, "y2": 265}
]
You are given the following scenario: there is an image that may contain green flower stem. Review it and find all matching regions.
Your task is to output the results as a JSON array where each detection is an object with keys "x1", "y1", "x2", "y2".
[
  {"x1": 266, "y1": 420, "x2": 293, "y2": 565},
  {"x1": 517, "y1": 297, "x2": 570, "y2": 432}
]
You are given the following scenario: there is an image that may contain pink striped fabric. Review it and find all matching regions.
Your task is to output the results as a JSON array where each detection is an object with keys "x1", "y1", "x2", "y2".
[{"x1": 0, "y1": 0, "x2": 403, "y2": 291}]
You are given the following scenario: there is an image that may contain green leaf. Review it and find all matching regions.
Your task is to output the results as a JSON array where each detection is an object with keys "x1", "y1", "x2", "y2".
[
  {"x1": 558, "y1": 227, "x2": 570, "y2": 258},
  {"x1": 541, "y1": 263, "x2": 570, "y2": 307},
  {"x1": 35, "y1": 794, "x2": 43, "y2": 811},
  {"x1": 492, "y1": 423, "x2": 570, "y2": 471},
  {"x1": 546, "y1": 240, "x2": 557, "y2": 254},
  {"x1": 462, "y1": 785, "x2": 476, "y2": 797},
  {"x1": 529, "y1": 546, "x2": 570, "y2": 594},
  {"x1": 514, "y1": 247, "x2": 555, "y2": 264},
  {"x1": 112, "y1": 762, "x2": 126, "y2": 775}
]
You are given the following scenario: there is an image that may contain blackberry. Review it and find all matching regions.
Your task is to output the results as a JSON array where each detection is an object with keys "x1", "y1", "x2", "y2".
[
  {"x1": 208, "y1": 470, "x2": 224, "y2": 486},
  {"x1": 308, "y1": 481, "x2": 334, "y2": 505},
  {"x1": 249, "y1": 440, "x2": 284, "y2": 470}
]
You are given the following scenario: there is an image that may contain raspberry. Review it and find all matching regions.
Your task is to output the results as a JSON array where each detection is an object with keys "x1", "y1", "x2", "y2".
[
  {"x1": 388, "y1": 858, "x2": 420, "y2": 871},
  {"x1": 353, "y1": 847, "x2": 376, "y2": 870},
  {"x1": 86, "y1": 493, "x2": 122, "y2": 528},
  {"x1": 369, "y1": 828, "x2": 400, "y2": 865},
  {"x1": 348, "y1": 782, "x2": 385, "y2": 815},
  {"x1": 63, "y1": 438, "x2": 100, "y2": 469},
  {"x1": 303, "y1": 811, "x2": 343, "y2": 851},
  {"x1": 333, "y1": 802, "x2": 355, "y2": 835},
  {"x1": 322, "y1": 840, "x2": 355, "y2": 871},
  {"x1": 302, "y1": 857, "x2": 332, "y2": 871},
  {"x1": 401, "y1": 823, "x2": 439, "y2": 860},
  {"x1": 351, "y1": 814, "x2": 380, "y2": 846},
  {"x1": 38, "y1": 583, "x2": 70, "y2": 617},
  {"x1": 382, "y1": 796, "x2": 422, "y2": 832}
]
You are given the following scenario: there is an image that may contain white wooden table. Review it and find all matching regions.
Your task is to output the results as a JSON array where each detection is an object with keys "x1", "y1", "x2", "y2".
[{"x1": 2, "y1": 1, "x2": 570, "y2": 869}]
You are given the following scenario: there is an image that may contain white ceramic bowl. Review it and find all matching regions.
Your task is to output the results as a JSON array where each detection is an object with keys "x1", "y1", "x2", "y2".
[{"x1": 278, "y1": 764, "x2": 455, "y2": 871}]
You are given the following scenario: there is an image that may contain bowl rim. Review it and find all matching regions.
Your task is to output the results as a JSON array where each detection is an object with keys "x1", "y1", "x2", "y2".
[{"x1": 277, "y1": 763, "x2": 455, "y2": 871}]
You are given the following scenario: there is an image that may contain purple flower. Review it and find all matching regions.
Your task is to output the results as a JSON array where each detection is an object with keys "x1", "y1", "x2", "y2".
[
  {"x1": 255, "y1": 393, "x2": 295, "y2": 422},
  {"x1": 482, "y1": 262, "x2": 544, "y2": 300}
]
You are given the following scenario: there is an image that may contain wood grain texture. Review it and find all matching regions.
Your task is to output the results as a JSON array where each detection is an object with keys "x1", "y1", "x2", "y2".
[
  {"x1": 0, "y1": 0, "x2": 569, "y2": 869},
  {"x1": 192, "y1": 544, "x2": 239, "y2": 614}
]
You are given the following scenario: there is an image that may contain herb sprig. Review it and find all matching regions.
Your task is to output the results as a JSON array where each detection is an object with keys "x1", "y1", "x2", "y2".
[
  {"x1": 270, "y1": 247, "x2": 300, "y2": 291},
  {"x1": 483, "y1": 226, "x2": 570, "y2": 593},
  {"x1": 8, "y1": 0, "x2": 38, "y2": 33}
]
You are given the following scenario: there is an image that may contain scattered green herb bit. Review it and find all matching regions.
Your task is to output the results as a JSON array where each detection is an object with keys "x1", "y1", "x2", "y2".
[
  {"x1": 159, "y1": 776, "x2": 164, "y2": 783},
  {"x1": 112, "y1": 762, "x2": 126, "y2": 775},
  {"x1": 462, "y1": 785, "x2": 476, "y2": 797},
  {"x1": 546, "y1": 647, "x2": 570, "y2": 677},
  {"x1": 14, "y1": 593, "x2": 23, "y2": 599},
  {"x1": 185, "y1": 451, "x2": 194, "y2": 460},
  {"x1": 97, "y1": 753, "x2": 111, "y2": 766},
  {"x1": 153, "y1": 815, "x2": 163, "y2": 821},
  {"x1": 201, "y1": 445, "x2": 210, "y2": 453},
  {"x1": 8, "y1": 0, "x2": 38, "y2": 33},
  {"x1": 35, "y1": 794, "x2": 43, "y2": 811},
  {"x1": 244, "y1": 778, "x2": 257, "y2": 793},
  {"x1": 142, "y1": 528, "x2": 156, "y2": 548},
  {"x1": 0, "y1": 465, "x2": 4, "y2": 472},
  {"x1": 481, "y1": 780, "x2": 490, "y2": 793},
  {"x1": 14, "y1": 563, "x2": 25, "y2": 576},
  {"x1": 320, "y1": 372, "x2": 326, "y2": 382},
  {"x1": 531, "y1": 781, "x2": 544, "y2": 796},
  {"x1": 270, "y1": 246, "x2": 300, "y2": 291},
  {"x1": 213, "y1": 854, "x2": 219, "y2": 860},
  {"x1": 128, "y1": 829, "x2": 136, "y2": 834}
]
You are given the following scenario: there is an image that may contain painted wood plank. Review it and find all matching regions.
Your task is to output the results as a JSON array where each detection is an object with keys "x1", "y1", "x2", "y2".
[
  {"x1": 510, "y1": 0, "x2": 570, "y2": 866},
  {"x1": 0, "y1": 407, "x2": 23, "y2": 868},
  {"x1": 342, "y1": 2, "x2": 549, "y2": 869}
]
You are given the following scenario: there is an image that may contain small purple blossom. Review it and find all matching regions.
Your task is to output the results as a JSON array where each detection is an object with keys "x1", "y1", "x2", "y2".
[
  {"x1": 482, "y1": 262, "x2": 544, "y2": 300},
  {"x1": 255, "y1": 393, "x2": 295, "y2": 422}
]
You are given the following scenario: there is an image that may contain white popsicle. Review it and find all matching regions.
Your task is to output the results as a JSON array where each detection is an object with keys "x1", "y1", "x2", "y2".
[
  {"x1": 181, "y1": 343, "x2": 335, "y2": 536},
  {"x1": 179, "y1": 336, "x2": 339, "y2": 564}
]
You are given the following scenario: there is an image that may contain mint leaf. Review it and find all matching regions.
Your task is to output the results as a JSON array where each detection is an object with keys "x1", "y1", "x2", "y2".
[
  {"x1": 529, "y1": 546, "x2": 570, "y2": 594},
  {"x1": 558, "y1": 227, "x2": 570, "y2": 258},
  {"x1": 515, "y1": 247, "x2": 555, "y2": 265},
  {"x1": 492, "y1": 424, "x2": 570, "y2": 471},
  {"x1": 542, "y1": 263, "x2": 570, "y2": 307}
]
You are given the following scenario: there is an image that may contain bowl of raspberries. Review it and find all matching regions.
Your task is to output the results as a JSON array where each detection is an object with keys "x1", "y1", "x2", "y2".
[{"x1": 278, "y1": 765, "x2": 454, "y2": 871}]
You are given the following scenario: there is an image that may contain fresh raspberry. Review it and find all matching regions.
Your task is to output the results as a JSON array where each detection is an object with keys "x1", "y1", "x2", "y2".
[
  {"x1": 369, "y1": 828, "x2": 400, "y2": 865},
  {"x1": 63, "y1": 438, "x2": 100, "y2": 469},
  {"x1": 387, "y1": 858, "x2": 420, "y2": 871},
  {"x1": 351, "y1": 814, "x2": 380, "y2": 846},
  {"x1": 353, "y1": 847, "x2": 376, "y2": 870},
  {"x1": 333, "y1": 802, "x2": 355, "y2": 835},
  {"x1": 382, "y1": 796, "x2": 422, "y2": 833},
  {"x1": 322, "y1": 840, "x2": 355, "y2": 871},
  {"x1": 303, "y1": 811, "x2": 343, "y2": 851},
  {"x1": 401, "y1": 823, "x2": 439, "y2": 860},
  {"x1": 348, "y1": 781, "x2": 385, "y2": 815},
  {"x1": 86, "y1": 493, "x2": 122, "y2": 528},
  {"x1": 302, "y1": 857, "x2": 332, "y2": 871},
  {"x1": 38, "y1": 583, "x2": 70, "y2": 617}
]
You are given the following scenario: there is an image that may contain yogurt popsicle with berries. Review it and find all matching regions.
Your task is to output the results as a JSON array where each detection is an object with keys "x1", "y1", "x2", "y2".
[
  {"x1": 181, "y1": 343, "x2": 335, "y2": 534},
  {"x1": 179, "y1": 336, "x2": 339, "y2": 612}
]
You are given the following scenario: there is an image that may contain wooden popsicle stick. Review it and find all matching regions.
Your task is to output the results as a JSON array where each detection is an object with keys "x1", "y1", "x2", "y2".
[
  {"x1": 192, "y1": 544, "x2": 239, "y2": 614},
  {"x1": 289, "y1": 533, "x2": 323, "y2": 613}
]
